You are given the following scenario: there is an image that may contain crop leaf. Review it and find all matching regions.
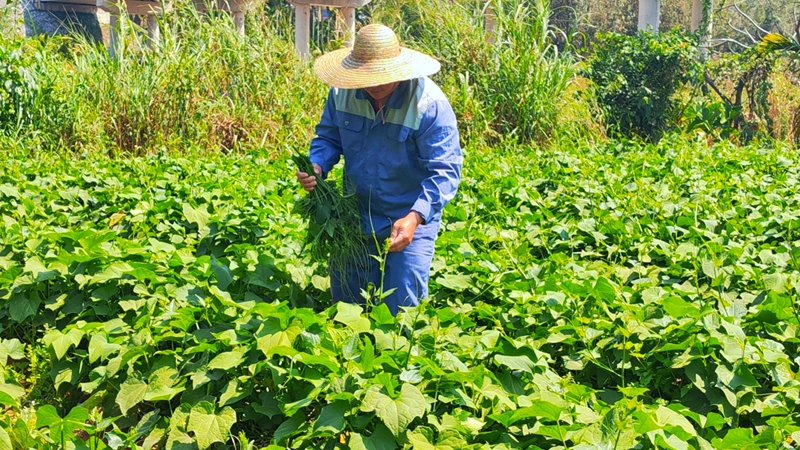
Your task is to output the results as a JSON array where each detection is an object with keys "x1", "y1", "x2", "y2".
[
  {"x1": 187, "y1": 401, "x2": 236, "y2": 450},
  {"x1": 116, "y1": 377, "x2": 148, "y2": 416},
  {"x1": 361, "y1": 383, "x2": 427, "y2": 437}
]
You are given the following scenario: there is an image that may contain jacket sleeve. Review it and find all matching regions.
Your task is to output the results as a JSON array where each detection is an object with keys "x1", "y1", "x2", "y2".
[
  {"x1": 309, "y1": 89, "x2": 343, "y2": 177},
  {"x1": 410, "y1": 99, "x2": 463, "y2": 224}
]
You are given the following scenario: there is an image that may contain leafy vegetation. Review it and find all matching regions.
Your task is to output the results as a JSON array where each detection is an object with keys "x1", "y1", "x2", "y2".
[
  {"x1": 1, "y1": 0, "x2": 800, "y2": 448},
  {"x1": 2, "y1": 133, "x2": 800, "y2": 448},
  {"x1": 291, "y1": 153, "x2": 367, "y2": 272}
]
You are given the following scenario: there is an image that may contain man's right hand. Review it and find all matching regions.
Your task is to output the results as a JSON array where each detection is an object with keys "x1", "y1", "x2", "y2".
[{"x1": 296, "y1": 163, "x2": 322, "y2": 192}]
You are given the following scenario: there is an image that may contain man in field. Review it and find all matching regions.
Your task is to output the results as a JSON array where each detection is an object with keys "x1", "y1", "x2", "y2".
[{"x1": 296, "y1": 24, "x2": 462, "y2": 315}]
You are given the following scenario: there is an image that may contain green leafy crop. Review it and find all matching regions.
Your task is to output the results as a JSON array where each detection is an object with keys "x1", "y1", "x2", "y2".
[{"x1": 1, "y1": 135, "x2": 799, "y2": 449}]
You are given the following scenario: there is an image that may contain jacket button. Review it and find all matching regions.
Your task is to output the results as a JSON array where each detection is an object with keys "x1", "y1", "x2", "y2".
[{"x1": 344, "y1": 121, "x2": 349, "y2": 126}]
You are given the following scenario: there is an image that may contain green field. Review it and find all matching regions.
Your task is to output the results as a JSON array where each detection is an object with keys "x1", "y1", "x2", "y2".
[
  {"x1": 2, "y1": 135, "x2": 799, "y2": 448},
  {"x1": 2, "y1": 0, "x2": 800, "y2": 448}
]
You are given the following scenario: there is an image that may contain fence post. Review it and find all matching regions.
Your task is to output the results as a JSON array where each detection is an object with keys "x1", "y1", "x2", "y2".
[
  {"x1": 147, "y1": 13, "x2": 159, "y2": 45},
  {"x1": 295, "y1": 3, "x2": 310, "y2": 59},
  {"x1": 109, "y1": 13, "x2": 119, "y2": 56},
  {"x1": 484, "y1": 0, "x2": 497, "y2": 44},
  {"x1": 341, "y1": 6, "x2": 355, "y2": 46},
  {"x1": 233, "y1": 11, "x2": 244, "y2": 35}
]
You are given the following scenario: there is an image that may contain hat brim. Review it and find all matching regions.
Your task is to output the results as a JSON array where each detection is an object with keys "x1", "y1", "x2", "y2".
[{"x1": 314, "y1": 47, "x2": 441, "y2": 89}]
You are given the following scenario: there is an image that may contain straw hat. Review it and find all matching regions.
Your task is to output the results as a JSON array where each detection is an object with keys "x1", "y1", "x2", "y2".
[{"x1": 314, "y1": 24, "x2": 441, "y2": 89}]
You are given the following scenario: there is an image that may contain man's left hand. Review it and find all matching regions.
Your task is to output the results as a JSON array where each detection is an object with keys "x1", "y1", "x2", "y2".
[{"x1": 389, "y1": 211, "x2": 424, "y2": 252}]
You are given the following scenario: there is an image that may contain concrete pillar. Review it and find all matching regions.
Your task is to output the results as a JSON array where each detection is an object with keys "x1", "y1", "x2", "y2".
[
  {"x1": 341, "y1": 6, "x2": 355, "y2": 46},
  {"x1": 484, "y1": 0, "x2": 497, "y2": 44},
  {"x1": 147, "y1": 14, "x2": 159, "y2": 45},
  {"x1": 294, "y1": 3, "x2": 310, "y2": 59},
  {"x1": 690, "y1": 0, "x2": 702, "y2": 31},
  {"x1": 637, "y1": 0, "x2": 660, "y2": 32},
  {"x1": 692, "y1": 0, "x2": 713, "y2": 59},
  {"x1": 233, "y1": 11, "x2": 244, "y2": 36},
  {"x1": 109, "y1": 13, "x2": 119, "y2": 57}
]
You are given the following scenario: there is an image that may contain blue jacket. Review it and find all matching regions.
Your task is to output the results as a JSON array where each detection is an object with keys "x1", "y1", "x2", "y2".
[{"x1": 309, "y1": 77, "x2": 463, "y2": 240}]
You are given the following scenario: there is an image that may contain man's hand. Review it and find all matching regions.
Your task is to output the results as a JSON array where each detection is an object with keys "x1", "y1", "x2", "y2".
[
  {"x1": 296, "y1": 163, "x2": 322, "y2": 192},
  {"x1": 389, "y1": 211, "x2": 424, "y2": 252}
]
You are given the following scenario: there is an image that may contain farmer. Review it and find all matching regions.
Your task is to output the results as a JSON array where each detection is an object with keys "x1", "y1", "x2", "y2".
[{"x1": 296, "y1": 24, "x2": 462, "y2": 316}]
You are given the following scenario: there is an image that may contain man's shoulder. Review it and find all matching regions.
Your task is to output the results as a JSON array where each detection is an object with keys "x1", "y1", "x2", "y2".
[{"x1": 418, "y1": 77, "x2": 448, "y2": 103}]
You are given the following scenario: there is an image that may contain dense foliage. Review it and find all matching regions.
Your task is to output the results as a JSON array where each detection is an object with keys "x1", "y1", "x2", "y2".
[
  {"x1": 585, "y1": 30, "x2": 699, "y2": 141},
  {"x1": 2, "y1": 135, "x2": 800, "y2": 448},
  {"x1": 1, "y1": 1, "x2": 800, "y2": 448}
]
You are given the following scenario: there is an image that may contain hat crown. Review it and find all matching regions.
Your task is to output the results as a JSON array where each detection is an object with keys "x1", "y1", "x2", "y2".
[{"x1": 350, "y1": 24, "x2": 401, "y2": 63}]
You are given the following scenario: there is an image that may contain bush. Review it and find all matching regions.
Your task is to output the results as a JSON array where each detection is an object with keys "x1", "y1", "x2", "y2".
[{"x1": 585, "y1": 29, "x2": 699, "y2": 141}]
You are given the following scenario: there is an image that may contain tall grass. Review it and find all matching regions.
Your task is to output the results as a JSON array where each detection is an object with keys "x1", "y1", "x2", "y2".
[
  {"x1": 372, "y1": 0, "x2": 576, "y2": 146},
  {"x1": 11, "y1": 2, "x2": 327, "y2": 155}
]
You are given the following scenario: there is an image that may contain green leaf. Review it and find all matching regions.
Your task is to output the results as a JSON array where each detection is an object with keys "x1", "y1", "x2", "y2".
[
  {"x1": 24, "y1": 257, "x2": 59, "y2": 282},
  {"x1": 711, "y1": 428, "x2": 760, "y2": 449},
  {"x1": 36, "y1": 405, "x2": 88, "y2": 440},
  {"x1": 186, "y1": 401, "x2": 236, "y2": 450},
  {"x1": 370, "y1": 303, "x2": 395, "y2": 326},
  {"x1": 653, "y1": 406, "x2": 695, "y2": 440},
  {"x1": 218, "y1": 379, "x2": 251, "y2": 407},
  {"x1": 494, "y1": 354, "x2": 536, "y2": 374},
  {"x1": 312, "y1": 401, "x2": 347, "y2": 435},
  {"x1": 662, "y1": 296, "x2": 700, "y2": 318},
  {"x1": 361, "y1": 383, "x2": 427, "y2": 437},
  {"x1": 8, "y1": 294, "x2": 41, "y2": 322},
  {"x1": 436, "y1": 274, "x2": 472, "y2": 291},
  {"x1": 43, "y1": 328, "x2": 84, "y2": 360},
  {"x1": 0, "y1": 339, "x2": 25, "y2": 364},
  {"x1": 117, "y1": 377, "x2": 148, "y2": 416},
  {"x1": 88, "y1": 332, "x2": 121, "y2": 364},
  {"x1": 211, "y1": 256, "x2": 233, "y2": 291},
  {"x1": 349, "y1": 424, "x2": 397, "y2": 450},
  {"x1": 763, "y1": 272, "x2": 787, "y2": 293},
  {"x1": 361, "y1": 337, "x2": 375, "y2": 373},
  {"x1": 146, "y1": 367, "x2": 184, "y2": 402},
  {"x1": 256, "y1": 323, "x2": 300, "y2": 357},
  {"x1": 207, "y1": 349, "x2": 246, "y2": 371},
  {"x1": 593, "y1": 277, "x2": 617, "y2": 302},
  {"x1": 334, "y1": 302, "x2": 371, "y2": 333},
  {"x1": 0, "y1": 426, "x2": 11, "y2": 450},
  {"x1": 492, "y1": 400, "x2": 564, "y2": 425},
  {"x1": 0, "y1": 383, "x2": 24, "y2": 406},
  {"x1": 183, "y1": 203, "x2": 210, "y2": 230},
  {"x1": 273, "y1": 414, "x2": 304, "y2": 444},
  {"x1": 35, "y1": 405, "x2": 62, "y2": 428}
]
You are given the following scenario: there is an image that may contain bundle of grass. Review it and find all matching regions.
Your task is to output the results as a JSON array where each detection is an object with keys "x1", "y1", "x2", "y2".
[{"x1": 292, "y1": 153, "x2": 369, "y2": 277}]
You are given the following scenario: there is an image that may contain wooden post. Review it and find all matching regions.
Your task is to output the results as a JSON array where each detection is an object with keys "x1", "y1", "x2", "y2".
[
  {"x1": 109, "y1": 13, "x2": 119, "y2": 57},
  {"x1": 295, "y1": 3, "x2": 310, "y2": 59},
  {"x1": 233, "y1": 11, "x2": 244, "y2": 36},
  {"x1": 637, "y1": 0, "x2": 660, "y2": 32},
  {"x1": 147, "y1": 13, "x2": 159, "y2": 45},
  {"x1": 484, "y1": 0, "x2": 497, "y2": 44},
  {"x1": 341, "y1": 6, "x2": 355, "y2": 46}
]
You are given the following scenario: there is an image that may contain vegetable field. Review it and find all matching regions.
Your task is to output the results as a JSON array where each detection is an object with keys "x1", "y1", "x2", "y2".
[{"x1": 1, "y1": 136, "x2": 799, "y2": 449}]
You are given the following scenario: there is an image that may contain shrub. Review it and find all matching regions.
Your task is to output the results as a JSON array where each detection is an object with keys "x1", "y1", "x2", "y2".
[{"x1": 585, "y1": 29, "x2": 699, "y2": 141}]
